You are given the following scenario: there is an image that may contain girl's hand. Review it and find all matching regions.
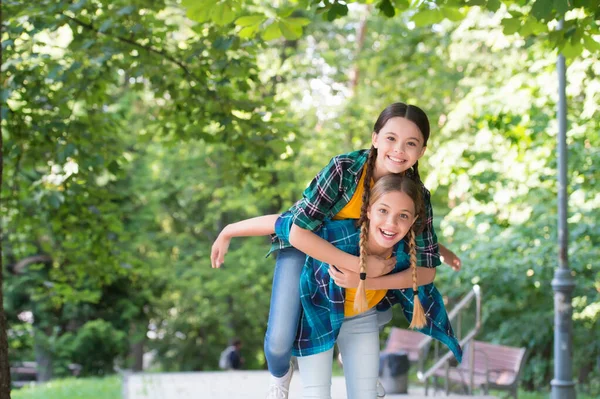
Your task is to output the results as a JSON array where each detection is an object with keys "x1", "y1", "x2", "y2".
[
  {"x1": 329, "y1": 266, "x2": 359, "y2": 288},
  {"x1": 211, "y1": 229, "x2": 231, "y2": 268},
  {"x1": 365, "y1": 255, "x2": 396, "y2": 277},
  {"x1": 442, "y1": 251, "x2": 461, "y2": 271}
]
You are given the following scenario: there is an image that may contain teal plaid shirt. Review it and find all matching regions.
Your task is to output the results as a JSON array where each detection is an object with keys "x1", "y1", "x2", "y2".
[
  {"x1": 270, "y1": 149, "x2": 441, "y2": 268},
  {"x1": 274, "y1": 216, "x2": 462, "y2": 362}
]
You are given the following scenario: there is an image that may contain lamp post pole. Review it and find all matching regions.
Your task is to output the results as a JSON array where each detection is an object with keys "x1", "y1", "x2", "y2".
[{"x1": 550, "y1": 18, "x2": 576, "y2": 399}]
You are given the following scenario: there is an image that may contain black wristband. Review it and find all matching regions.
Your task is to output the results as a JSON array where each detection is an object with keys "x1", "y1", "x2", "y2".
[{"x1": 360, "y1": 272, "x2": 367, "y2": 280}]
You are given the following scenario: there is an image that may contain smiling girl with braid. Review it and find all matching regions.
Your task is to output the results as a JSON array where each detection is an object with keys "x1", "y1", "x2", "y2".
[
  {"x1": 212, "y1": 175, "x2": 461, "y2": 398},
  {"x1": 211, "y1": 102, "x2": 461, "y2": 398}
]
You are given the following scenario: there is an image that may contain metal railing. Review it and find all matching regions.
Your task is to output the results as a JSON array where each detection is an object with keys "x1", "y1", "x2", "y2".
[{"x1": 417, "y1": 284, "x2": 482, "y2": 395}]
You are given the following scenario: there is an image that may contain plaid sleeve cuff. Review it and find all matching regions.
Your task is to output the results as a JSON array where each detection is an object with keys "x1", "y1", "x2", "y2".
[
  {"x1": 274, "y1": 212, "x2": 294, "y2": 244},
  {"x1": 290, "y1": 202, "x2": 326, "y2": 232}
]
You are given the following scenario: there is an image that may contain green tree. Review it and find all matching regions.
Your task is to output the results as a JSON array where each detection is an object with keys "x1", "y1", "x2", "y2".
[
  {"x1": 2, "y1": 0, "x2": 597, "y2": 394},
  {"x1": 184, "y1": 0, "x2": 600, "y2": 57},
  {"x1": 2, "y1": 0, "x2": 297, "y2": 379},
  {"x1": 423, "y1": 10, "x2": 599, "y2": 389}
]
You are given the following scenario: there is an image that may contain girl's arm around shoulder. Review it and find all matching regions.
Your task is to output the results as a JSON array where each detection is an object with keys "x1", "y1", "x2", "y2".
[
  {"x1": 211, "y1": 214, "x2": 279, "y2": 268},
  {"x1": 289, "y1": 223, "x2": 359, "y2": 273},
  {"x1": 366, "y1": 267, "x2": 436, "y2": 290},
  {"x1": 329, "y1": 265, "x2": 435, "y2": 289},
  {"x1": 289, "y1": 224, "x2": 396, "y2": 277}
]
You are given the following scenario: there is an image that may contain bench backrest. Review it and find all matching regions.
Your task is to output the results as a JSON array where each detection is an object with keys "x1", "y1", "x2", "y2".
[{"x1": 461, "y1": 341, "x2": 526, "y2": 374}]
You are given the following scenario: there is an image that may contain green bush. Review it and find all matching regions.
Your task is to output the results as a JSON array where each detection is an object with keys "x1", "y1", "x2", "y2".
[{"x1": 65, "y1": 320, "x2": 128, "y2": 376}]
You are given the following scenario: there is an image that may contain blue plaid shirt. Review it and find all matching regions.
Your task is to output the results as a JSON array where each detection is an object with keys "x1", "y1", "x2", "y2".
[{"x1": 274, "y1": 214, "x2": 462, "y2": 362}]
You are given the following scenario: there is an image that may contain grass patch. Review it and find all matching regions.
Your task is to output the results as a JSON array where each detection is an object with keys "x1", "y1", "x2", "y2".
[{"x1": 12, "y1": 375, "x2": 122, "y2": 399}]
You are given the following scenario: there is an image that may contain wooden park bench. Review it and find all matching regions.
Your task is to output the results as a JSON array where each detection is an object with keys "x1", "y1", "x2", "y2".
[
  {"x1": 430, "y1": 340, "x2": 527, "y2": 398},
  {"x1": 10, "y1": 361, "x2": 38, "y2": 388},
  {"x1": 10, "y1": 361, "x2": 82, "y2": 388}
]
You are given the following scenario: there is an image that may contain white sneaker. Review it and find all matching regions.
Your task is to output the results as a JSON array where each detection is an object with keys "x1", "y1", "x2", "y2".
[
  {"x1": 266, "y1": 363, "x2": 294, "y2": 399},
  {"x1": 376, "y1": 380, "x2": 386, "y2": 398}
]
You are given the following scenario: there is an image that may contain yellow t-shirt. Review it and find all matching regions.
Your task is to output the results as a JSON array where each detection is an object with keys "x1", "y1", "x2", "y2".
[{"x1": 333, "y1": 168, "x2": 387, "y2": 317}]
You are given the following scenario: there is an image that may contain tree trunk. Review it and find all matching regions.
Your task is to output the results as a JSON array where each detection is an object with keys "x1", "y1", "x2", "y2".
[
  {"x1": 0, "y1": 54, "x2": 13, "y2": 395},
  {"x1": 346, "y1": 6, "x2": 370, "y2": 149},
  {"x1": 127, "y1": 322, "x2": 145, "y2": 372},
  {"x1": 349, "y1": 11, "x2": 369, "y2": 97}
]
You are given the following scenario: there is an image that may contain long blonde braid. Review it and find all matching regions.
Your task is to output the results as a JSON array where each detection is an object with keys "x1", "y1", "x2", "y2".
[
  {"x1": 408, "y1": 229, "x2": 427, "y2": 329},
  {"x1": 354, "y1": 147, "x2": 377, "y2": 314}
]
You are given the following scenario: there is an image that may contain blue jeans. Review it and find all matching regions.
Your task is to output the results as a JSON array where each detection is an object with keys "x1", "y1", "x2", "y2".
[
  {"x1": 264, "y1": 247, "x2": 306, "y2": 377},
  {"x1": 296, "y1": 309, "x2": 380, "y2": 399}
]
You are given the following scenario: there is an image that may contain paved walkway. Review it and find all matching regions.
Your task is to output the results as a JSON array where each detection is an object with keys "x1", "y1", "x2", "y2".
[{"x1": 123, "y1": 370, "x2": 496, "y2": 399}]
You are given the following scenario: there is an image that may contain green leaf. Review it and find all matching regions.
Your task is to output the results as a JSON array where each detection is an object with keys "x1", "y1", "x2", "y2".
[
  {"x1": 108, "y1": 160, "x2": 121, "y2": 174},
  {"x1": 412, "y1": 9, "x2": 444, "y2": 27},
  {"x1": 2, "y1": 39, "x2": 14, "y2": 50},
  {"x1": 441, "y1": 7, "x2": 464, "y2": 22},
  {"x1": 278, "y1": 7, "x2": 295, "y2": 18},
  {"x1": 48, "y1": 192, "x2": 64, "y2": 209},
  {"x1": 64, "y1": 143, "x2": 77, "y2": 158},
  {"x1": 582, "y1": 34, "x2": 600, "y2": 52},
  {"x1": 238, "y1": 25, "x2": 260, "y2": 39},
  {"x1": 520, "y1": 17, "x2": 547, "y2": 36},
  {"x1": 316, "y1": 6, "x2": 328, "y2": 15},
  {"x1": 99, "y1": 20, "x2": 113, "y2": 33},
  {"x1": 502, "y1": 18, "x2": 522, "y2": 35},
  {"x1": 213, "y1": 36, "x2": 234, "y2": 51},
  {"x1": 508, "y1": 10, "x2": 524, "y2": 18},
  {"x1": 554, "y1": 0, "x2": 569, "y2": 16},
  {"x1": 279, "y1": 21, "x2": 302, "y2": 40},
  {"x1": 117, "y1": 6, "x2": 136, "y2": 16},
  {"x1": 187, "y1": 6, "x2": 211, "y2": 23},
  {"x1": 82, "y1": 39, "x2": 95, "y2": 49},
  {"x1": 561, "y1": 41, "x2": 583, "y2": 59},
  {"x1": 327, "y1": 2, "x2": 348, "y2": 22},
  {"x1": 211, "y1": 3, "x2": 236, "y2": 26},
  {"x1": 486, "y1": 0, "x2": 502, "y2": 12},
  {"x1": 531, "y1": 0, "x2": 553, "y2": 21},
  {"x1": 261, "y1": 22, "x2": 282, "y2": 41},
  {"x1": 47, "y1": 65, "x2": 62, "y2": 81},
  {"x1": 235, "y1": 15, "x2": 266, "y2": 27},
  {"x1": 392, "y1": 0, "x2": 410, "y2": 9},
  {"x1": 284, "y1": 17, "x2": 312, "y2": 27},
  {"x1": 69, "y1": 0, "x2": 88, "y2": 12},
  {"x1": 378, "y1": 0, "x2": 396, "y2": 18}
]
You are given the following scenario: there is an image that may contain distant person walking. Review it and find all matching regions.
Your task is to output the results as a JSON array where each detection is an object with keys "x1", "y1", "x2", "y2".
[{"x1": 219, "y1": 338, "x2": 244, "y2": 370}]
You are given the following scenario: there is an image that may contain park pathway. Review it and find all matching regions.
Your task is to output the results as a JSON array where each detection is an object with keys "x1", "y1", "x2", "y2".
[{"x1": 123, "y1": 370, "x2": 497, "y2": 399}]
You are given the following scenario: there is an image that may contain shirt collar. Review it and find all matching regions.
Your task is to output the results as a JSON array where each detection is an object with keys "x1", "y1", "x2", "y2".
[{"x1": 348, "y1": 149, "x2": 370, "y2": 176}]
